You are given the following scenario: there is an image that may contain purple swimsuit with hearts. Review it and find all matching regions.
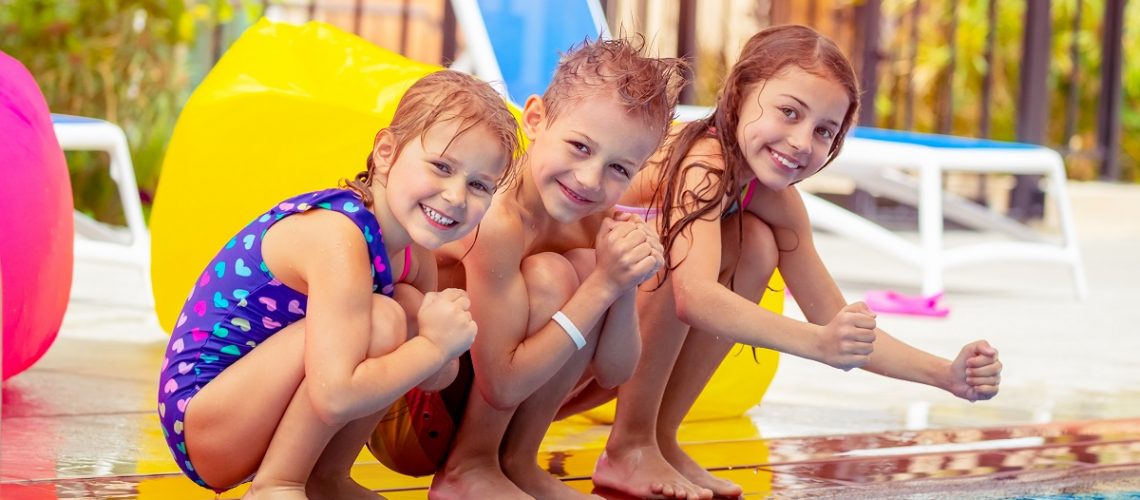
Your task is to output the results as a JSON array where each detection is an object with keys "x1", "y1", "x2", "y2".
[{"x1": 156, "y1": 188, "x2": 397, "y2": 490}]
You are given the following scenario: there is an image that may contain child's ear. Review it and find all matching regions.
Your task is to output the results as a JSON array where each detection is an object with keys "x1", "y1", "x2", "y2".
[
  {"x1": 521, "y1": 95, "x2": 547, "y2": 141},
  {"x1": 371, "y1": 129, "x2": 397, "y2": 177}
]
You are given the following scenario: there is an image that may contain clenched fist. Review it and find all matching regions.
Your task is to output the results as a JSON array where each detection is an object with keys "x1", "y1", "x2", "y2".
[
  {"x1": 417, "y1": 288, "x2": 477, "y2": 359},
  {"x1": 817, "y1": 302, "x2": 877, "y2": 371},
  {"x1": 594, "y1": 213, "x2": 665, "y2": 293},
  {"x1": 948, "y1": 340, "x2": 1001, "y2": 402}
]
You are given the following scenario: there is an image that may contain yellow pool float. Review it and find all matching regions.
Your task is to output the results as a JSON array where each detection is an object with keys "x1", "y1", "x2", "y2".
[{"x1": 149, "y1": 19, "x2": 438, "y2": 330}]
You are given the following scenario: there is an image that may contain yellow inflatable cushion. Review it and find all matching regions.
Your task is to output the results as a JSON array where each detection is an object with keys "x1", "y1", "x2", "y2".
[{"x1": 150, "y1": 19, "x2": 439, "y2": 330}]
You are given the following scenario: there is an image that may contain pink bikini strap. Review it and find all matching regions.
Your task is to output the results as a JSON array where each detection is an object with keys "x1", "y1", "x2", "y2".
[
  {"x1": 397, "y1": 246, "x2": 411, "y2": 283},
  {"x1": 740, "y1": 179, "x2": 759, "y2": 209}
]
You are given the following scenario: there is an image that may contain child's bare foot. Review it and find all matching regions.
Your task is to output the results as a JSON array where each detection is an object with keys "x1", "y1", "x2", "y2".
[
  {"x1": 429, "y1": 462, "x2": 532, "y2": 500},
  {"x1": 593, "y1": 445, "x2": 712, "y2": 500},
  {"x1": 503, "y1": 457, "x2": 602, "y2": 500},
  {"x1": 660, "y1": 439, "x2": 742, "y2": 498},
  {"x1": 307, "y1": 475, "x2": 383, "y2": 500},
  {"x1": 241, "y1": 481, "x2": 309, "y2": 500}
]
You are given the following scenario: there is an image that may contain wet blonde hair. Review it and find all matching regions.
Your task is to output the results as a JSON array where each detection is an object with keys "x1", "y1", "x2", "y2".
[
  {"x1": 541, "y1": 36, "x2": 688, "y2": 145},
  {"x1": 343, "y1": 70, "x2": 522, "y2": 206}
]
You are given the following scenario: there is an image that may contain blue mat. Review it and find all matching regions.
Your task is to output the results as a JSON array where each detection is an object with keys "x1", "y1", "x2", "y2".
[
  {"x1": 51, "y1": 114, "x2": 107, "y2": 125},
  {"x1": 851, "y1": 126, "x2": 1041, "y2": 150}
]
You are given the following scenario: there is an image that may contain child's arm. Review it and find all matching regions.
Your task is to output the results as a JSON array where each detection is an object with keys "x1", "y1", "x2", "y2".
[
  {"x1": 752, "y1": 187, "x2": 1001, "y2": 401},
  {"x1": 661, "y1": 146, "x2": 872, "y2": 370},
  {"x1": 393, "y1": 282, "x2": 460, "y2": 392},
  {"x1": 268, "y1": 211, "x2": 471, "y2": 425},
  {"x1": 853, "y1": 332, "x2": 1001, "y2": 401},
  {"x1": 394, "y1": 248, "x2": 461, "y2": 392},
  {"x1": 462, "y1": 214, "x2": 653, "y2": 409},
  {"x1": 590, "y1": 287, "x2": 641, "y2": 388},
  {"x1": 589, "y1": 215, "x2": 660, "y2": 388}
]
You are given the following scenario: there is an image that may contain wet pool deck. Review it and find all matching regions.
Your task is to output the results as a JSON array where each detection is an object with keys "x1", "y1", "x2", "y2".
[
  {"x1": 4, "y1": 336, "x2": 1140, "y2": 499},
  {"x1": 3, "y1": 181, "x2": 1139, "y2": 499},
  {"x1": 4, "y1": 338, "x2": 1140, "y2": 500}
]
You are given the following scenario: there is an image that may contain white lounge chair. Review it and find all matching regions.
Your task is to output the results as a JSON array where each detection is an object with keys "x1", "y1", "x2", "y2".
[
  {"x1": 51, "y1": 114, "x2": 154, "y2": 307},
  {"x1": 814, "y1": 127, "x2": 1086, "y2": 298}
]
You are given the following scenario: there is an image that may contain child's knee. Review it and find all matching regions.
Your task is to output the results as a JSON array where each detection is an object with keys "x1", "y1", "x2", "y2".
[
  {"x1": 727, "y1": 214, "x2": 778, "y2": 298},
  {"x1": 367, "y1": 295, "x2": 408, "y2": 358},
  {"x1": 741, "y1": 214, "x2": 778, "y2": 274},
  {"x1": 562, "y1": 248, "x2": 597, "y2": 282},
  {"x1": 521, "y1": 252, "x2": 579, "y2": 308}
]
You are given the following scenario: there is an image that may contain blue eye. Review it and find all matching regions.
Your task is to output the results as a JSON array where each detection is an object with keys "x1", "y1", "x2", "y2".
[
  {"x1": 432, "y1": 161, "x2": 452, "y2": 174},
  {"x1": 469, "y1": 181, "x2": 493, "y2": 194}
]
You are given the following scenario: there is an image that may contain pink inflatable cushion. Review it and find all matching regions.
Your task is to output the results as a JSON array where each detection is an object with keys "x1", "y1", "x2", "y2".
[{"x1": 0, "y1": 51, "x2": 74, "y2": 381}]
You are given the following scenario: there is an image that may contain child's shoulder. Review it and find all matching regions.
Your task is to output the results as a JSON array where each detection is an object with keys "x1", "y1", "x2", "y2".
[
  {"x1": 660, "y1": 124, "x2": 723, "y2": 166},
  {"x1": 262, "y1": 188, "x2": 372, "y2": 249},
  {"x1": 269, "y1": 203, "x2": 365, "y2": 246},
  {"x1": 481, "y1": 195, "x2": 529, "y2": 237},
  {"x1": 253, "y1": 188, "x2": 362, "y2": 225},
  {"x1": 436, "y1": 199, "x2": 527, "y2": 263},
  {"x1": 275, "y1": 188, "x2": 361, "y2": 210},
  {"x1": 684, "y1": 134, "x2": 724, "y2": 162},
  {"x1": 258, "y1": 196, "x2": 373, "y2": 287}
]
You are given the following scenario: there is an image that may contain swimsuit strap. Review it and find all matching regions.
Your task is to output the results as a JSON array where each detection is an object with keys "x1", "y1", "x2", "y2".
[
  {"x1": 741, "y1": 179, "x2": 759, "y2": 208},
  {"x1": 398, "y1": 246, "x2": 411, "y2": 283},
  {"x1": 613, "y1": 204, "x2": 659, "y2": 219}
]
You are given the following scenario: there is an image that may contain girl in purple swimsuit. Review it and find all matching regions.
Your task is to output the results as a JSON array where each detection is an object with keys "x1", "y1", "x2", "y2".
[{"x1": 157, "y1": 70, "x2": 520, "y2": 499}]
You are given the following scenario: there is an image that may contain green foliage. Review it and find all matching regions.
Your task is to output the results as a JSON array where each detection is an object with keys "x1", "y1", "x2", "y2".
[
  {"x1": 2, "y1": 1, "x2": 187, "y2": 222},
  {"x1": 874, "y1": 0, "x2": 1139, "y2": 182},
  {"x1": 0, "y1": 0, "x2": 262, "y2": 223}
]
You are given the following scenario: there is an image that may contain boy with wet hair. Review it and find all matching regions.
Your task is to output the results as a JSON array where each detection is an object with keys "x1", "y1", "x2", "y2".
[{"x1": 374, "y1": 37, "x2": 685, "y2": 499}]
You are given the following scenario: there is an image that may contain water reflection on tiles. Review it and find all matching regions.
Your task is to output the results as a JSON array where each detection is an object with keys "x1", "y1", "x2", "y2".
[{"x1": 3, "y1": 338, "x2": 1140, "y2": 498}]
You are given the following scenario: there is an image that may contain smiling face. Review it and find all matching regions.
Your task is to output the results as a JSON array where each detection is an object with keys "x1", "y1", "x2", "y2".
[
  {"x1": 735, "y1": 66, "x2": 851, "y2": 191},
  {"x1": 372, "y1": 119, "x2": 509, "y2": 249},
  {"x1": 521, "y1": 93, "x2": 661, "y2": 223}
]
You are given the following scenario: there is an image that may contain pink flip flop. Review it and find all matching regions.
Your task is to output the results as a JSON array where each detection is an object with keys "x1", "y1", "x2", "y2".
[{"x1": 864, "y1": 290, "x2": 950, "y2": 317}]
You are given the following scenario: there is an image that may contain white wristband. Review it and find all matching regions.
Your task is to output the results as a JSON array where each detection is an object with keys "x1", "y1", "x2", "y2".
[{"x1": 552, "y1": 311, "x2": 586, "y2": 350}]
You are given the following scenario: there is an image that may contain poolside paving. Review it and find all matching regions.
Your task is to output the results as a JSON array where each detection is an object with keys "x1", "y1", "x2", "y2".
[{"x1": 2, "y1": 180, "x2": 1138, "y2": 499}]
